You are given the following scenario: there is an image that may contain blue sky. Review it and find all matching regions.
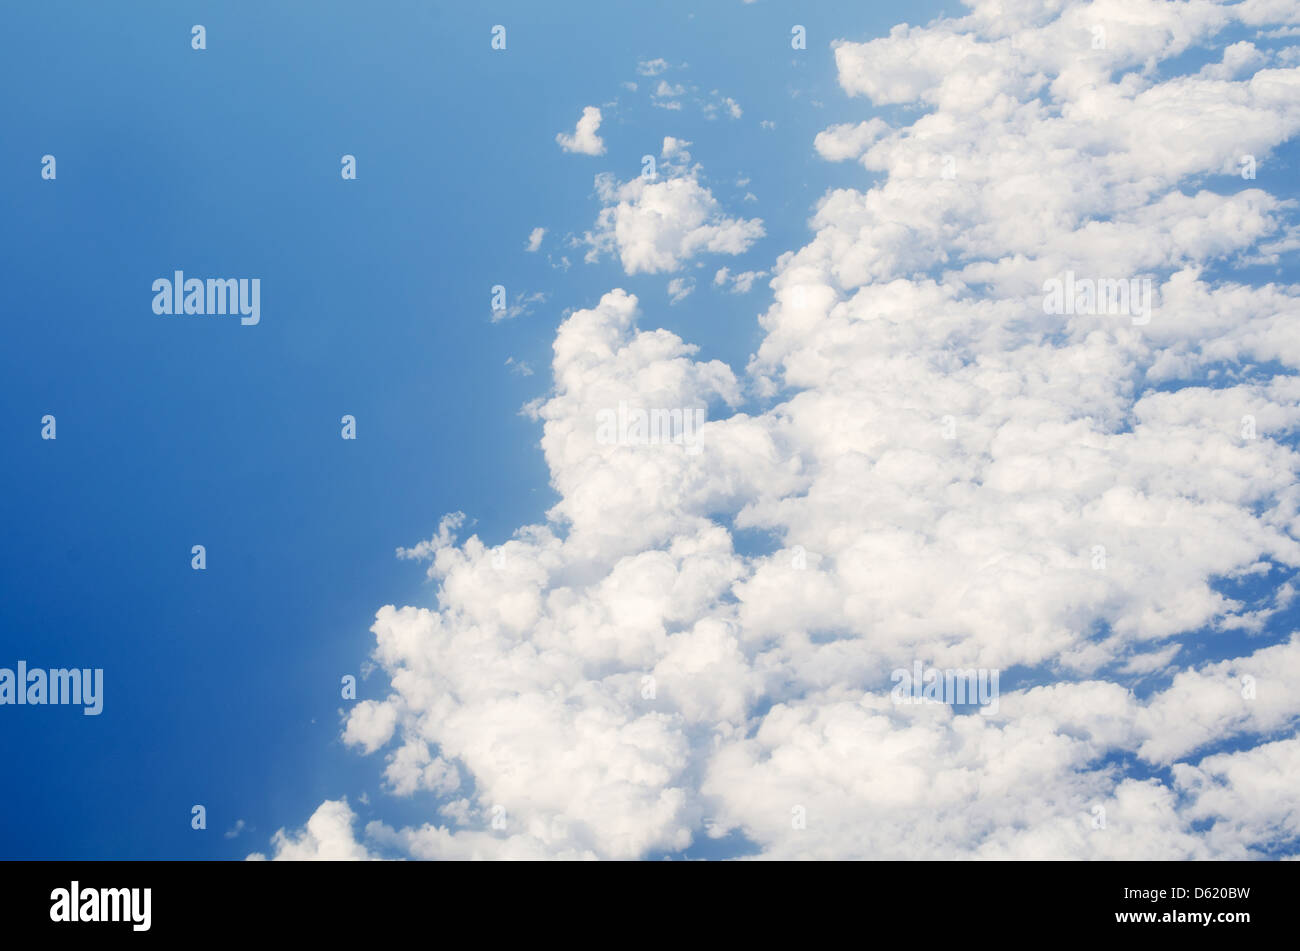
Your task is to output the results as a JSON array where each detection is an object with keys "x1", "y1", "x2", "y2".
[
  {"x1": 0, "y1": 0, "x2": 952, "y2": 860},
  {"x1": 3, "y1": 0, "x2": 1299, "y2": 861}
]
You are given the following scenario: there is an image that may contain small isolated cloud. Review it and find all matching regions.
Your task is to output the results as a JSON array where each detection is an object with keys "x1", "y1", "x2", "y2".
[
  {"x1": 702, "y1": 91, "x2": 743, "y2": 120},
  {"x1": 224, "y1": 819, "x2": 246, "y2": 840},
  {"x1": 491, "y1": 290, "x2": 547, "y2": 323},
  {"x1": 556, "y1": 106, "x2": 605, "y2": 155},
  {"x1": 714, "y1": 268, "x2": 768, "y2": 294},
  {"x1": 505, "y1": 356, "x2": 534, "y2": 377},
  {"x1": 667, "y1": 276, "x2": 694, "y2": 304},
  {"x1": 759, "y1": 120, "x2": 775, "y2": 130},
  {"x1": 583, "y1": 143, "x2": 764, "y2": 274},
  {"x1": 525, "y1": 228, "x2": 546, "y2": 253},
  {"x1": 634, "y1": 65, "x2": 741, "y2": 122},
  {"x1": 652, "y1": 81, "x2": 686, "y2": 111}
]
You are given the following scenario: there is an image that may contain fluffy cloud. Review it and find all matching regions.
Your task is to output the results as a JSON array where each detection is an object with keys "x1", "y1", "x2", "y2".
[
  {"x1": 259, "y1": 0, "x2": 1300, "y2": 860},
  {"x1": 249, "y1": 800, "x2": 373, "y2": 861},
  {"x1": 813, "y1": 118, "x2": 889, "y2": 162},
  {"x1": 556, "y1": 106, "x2": 606, "y2": 155},
  {"x1": 584, "y1": 139, "x2": 765, "y2": 274}
]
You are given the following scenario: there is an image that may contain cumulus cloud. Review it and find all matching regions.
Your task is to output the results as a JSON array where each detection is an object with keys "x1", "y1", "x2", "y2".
[
  {"x1": 583, "y1": 140, "x2": 765, "y2": 274},
  {"x1": 250, "y1": 800, "x2": 373, "y2": 861},
  {"x1": 259, "y1": 0, "x2": 1300, "y2": 860},
  {"x1": 525, "y1": 227, "x2": 546, "y2": 252},
  {"x1": 556, "y1": 106, "x2": 606, "y2": 155}
]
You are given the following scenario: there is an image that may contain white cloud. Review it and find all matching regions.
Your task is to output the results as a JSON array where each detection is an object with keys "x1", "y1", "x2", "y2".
[
  {"x1": 251, "y1": 800, "x2": 374, "y2": 861},
  {"x1": 1173, "y1": 737, "x2": 1300, "y2": 857},
  {"x1": 717, "y1": 269, "x2": 768, "y2": 294},
  {"x1": 489, "y1": 290, "x2": 547, "y2": 323},
  {"x1": 583, "y1": 145, "x2": 765, "y2": 274},
  {"x1": 814, "y1": 119, "x2": 890, "y2": 162},
  {"x1": 525, "y1": 227, "x2": 546, "y2": 253},
  {"x1": 556, "y1": 106, "x2": 606, "y2": 156},
  {"x1": 651, "y1": 80, "x2": 686, "y2": 111},
  {"x1": 701, "y1": 92, "x2": 744, "y2": 120},
  {"x1": 1197, "y1": 41, "x2": 1268, "y2": 80},
  {"x1": 667, "y1": 276, "x2": 694, "y2": 304},
  {"x1": 266, "y1": 0, "x2": 1300, "y2": 861},
  {"x1": 343, "y1": 699, "x2": 398, "y2": 755},
  {"x1": 662, "y1": 136, "x2": 690, "y2": 159}
]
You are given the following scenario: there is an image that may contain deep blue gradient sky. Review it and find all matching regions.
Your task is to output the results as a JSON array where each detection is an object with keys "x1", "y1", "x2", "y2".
[{"x1": 1, "y1": 0, "x2": 973, "y2": 859}]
